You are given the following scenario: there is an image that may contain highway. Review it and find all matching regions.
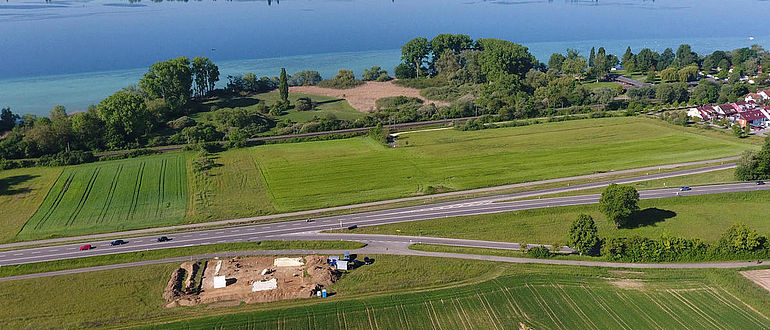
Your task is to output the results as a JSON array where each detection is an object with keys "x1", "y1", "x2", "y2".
[{"x1": 1, "y1": 181, "x2": 767, "y2": 267}]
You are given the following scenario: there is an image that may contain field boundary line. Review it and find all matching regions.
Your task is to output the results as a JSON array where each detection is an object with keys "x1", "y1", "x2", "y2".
[
  {"x1": 642, "y1": 291, "x2": 691, "y2": 329},
  {"x1": 715, "y1": 286, "x2": 770, "y2": 322}
]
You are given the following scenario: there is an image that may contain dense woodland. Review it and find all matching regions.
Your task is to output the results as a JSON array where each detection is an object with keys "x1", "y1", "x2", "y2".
[{"x1": 2, "y1": 34, "x2": 770, "y2": 167}]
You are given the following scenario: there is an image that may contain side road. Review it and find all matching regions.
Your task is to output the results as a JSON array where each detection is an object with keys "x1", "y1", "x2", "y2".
[
  {"x1": 0, "y1": 157, "x2": 739, "y2": 249},
  {"x1": 1, "y1": 238, "x2": 763, "y2": 282}
]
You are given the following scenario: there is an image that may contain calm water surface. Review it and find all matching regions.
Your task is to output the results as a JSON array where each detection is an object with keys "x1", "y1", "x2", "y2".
[{"x1": 1, "y1": 0, "x2": 769, "y2": 115}]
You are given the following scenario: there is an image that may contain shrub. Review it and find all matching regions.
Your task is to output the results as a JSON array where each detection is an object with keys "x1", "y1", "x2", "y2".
[
  {"x1": 167, "y1": 116, "x2": 197, "y2": 130},
  {"x1": 375, "y1": 96, "x2": 423, "y2": 110},
  {"x1": 37, "y1": 151, "x2": 96, "y2": 167},
  {"x1": 317, "y1": 69, "x2": 364, "y2": 89},
  {"x1": 99, "y1": 148, "x2": 160, "y2": 161},
  {"x1": 719, "y1": 223, "x2": 766, "y2": 252},
  {"x1": 394, "y1": 63, "x2": 417, "y2": 79},
  {"x1": 295, "y1": 97, "x2": 314, "y2": 111},
  {"x1": 567, "y1": 214, "x2": 600, "y2": 256},
  {"x1": 289, "y1": 70, "x2": 322, "y2": 86},
  {"x1": 362, "y1": 66, "x2": 390, "y2": 81},
  {"x1": 526, "y1": 246, "x2": 553, "y2": 258},
  {"x1": 368, "y1": 123, "x2": 389, "y2": 145}
]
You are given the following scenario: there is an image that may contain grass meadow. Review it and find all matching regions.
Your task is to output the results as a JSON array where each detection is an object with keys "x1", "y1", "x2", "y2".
[
  {"x1": 0, "y1": 166, "x2": 61, "y2": 243},
  {"x1": 349, "y1": 190, "x2": 770, "y2": 245},
  {"x1": 143, "y1": 263, "x2": 770, "y2": 330},
  {"x1": 252, "y1": 117, "x2": 753, "y2": 211},
  {"x1": 17, "y1": 153, "x2": 187, "y2": 240}
]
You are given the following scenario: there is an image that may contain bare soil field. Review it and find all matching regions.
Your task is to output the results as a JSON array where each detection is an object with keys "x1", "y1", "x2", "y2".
[
  {"x1": 742, "y1": 269, "x2": 770, "y2": 293},
  {"x1": 291, "y1": 81, "x2": 450, "y2": 112},
  {"x1": 163, "y1": 256, "x2": 338, "y2": 308}
]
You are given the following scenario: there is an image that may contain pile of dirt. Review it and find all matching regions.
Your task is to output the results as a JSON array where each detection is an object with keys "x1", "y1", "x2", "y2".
[
  {"x1": 162, "y1": 268, "x2": 185, "y2": 302},
  {"x1": 290, "y1": 81, "x2": 450, "y2": 113},
  {"x1": 164, "y1": 256, "x2": 339, "y2": 308}
]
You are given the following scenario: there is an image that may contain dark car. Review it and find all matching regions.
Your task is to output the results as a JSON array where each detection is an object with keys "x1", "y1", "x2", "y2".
[
  {"x1": 79, "y1": 244, "x2": 93, "y2": 251},
  {"x1": 110, "y1": 239, "x2": 126, "y2": 246},
  {"x1": 757, "y1": 181, "x2": 766, "y2": 185},
  {"x1": 157, "y1": 236, "x2": 171, "y2": 242},
  {"x1": 679, "y1": 186, "x2": 691, "y2": 191}
]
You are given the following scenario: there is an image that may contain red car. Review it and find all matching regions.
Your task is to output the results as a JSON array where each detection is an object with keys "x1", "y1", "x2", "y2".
[{"x1": 79, "y1": 244, "x2": 93, "y2": 251}]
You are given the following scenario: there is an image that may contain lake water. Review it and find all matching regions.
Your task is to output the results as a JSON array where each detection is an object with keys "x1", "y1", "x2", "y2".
[{"x1": 1, "y1": 0, "x2": 769, "y2": 116}]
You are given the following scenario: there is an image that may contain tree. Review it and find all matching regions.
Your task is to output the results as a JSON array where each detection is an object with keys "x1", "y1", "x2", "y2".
[
  {"x1": 732, "y1": 123, "x2": 746, "y2": 138},
  {"x1": 279, "y1": 68, "x2": 289, "y2": 103},
  {"x1": 658, "y1": 48, "x2": 675, "y2": 70},
  {"x1": 635, "y1": 48, "x2": 658, "y2": 73},
  {"x1": 401, "y1": 37, "x2": 430, "y2": 77},
  {"x1": 690, "y1": 79, "x2": 719, "y2": 104},
  {"x1": 719, "y1": 223, "x2": 765, "y2": 252},
  {"x1": 660, "y1": 67, "x2": 678, "y2": 82},
  {"x1": 192, "y1": 56, "x2": 219, "y2": 97},
  {"x1": 568, "y1": 214, "x2": 600, "y2": 256},
  {"x1": 588, "y1": 47, "x2": 596, "y2": 67},
  {"x1": 645, "y1": 70, "x2": 657, "y2": 84},
  {"x1": 621, "y1": 46, "x2": 635, "y2": 72},
  {"x1": 71, "y1": 107, "x2": 105, "y2": 150},
  {"x1": 561, "y1": 56, "x2": 587, "y2": 79},
  {"x1": 548, "y1": 53, "x2": 565, "y2": 72},
  {"x1": 476, "y1": 38, "x2": 536, "y2": 82},
  {"x1": 226, "y1": 128, "x2": 247, "y2": 149},
  {"x1": 675, "y1": 44, "x2": 697, "y2": 68},
  {"x1": 97, "y1": 91, "x2": 151, "y2": 148},
  {"x1": 139, "y1": 57, "x2": 193, "y2": 117},
  {"x1": 0, "y1": 107, "x2": 19, "y2": 132},
  {"x1": 434, "y1": 50, "x2": 461, "y2": 76},
  {"x1": 599, "y1": 183, "x2": 639, "y2": 228},
  {"x1": 677, "y1": 65, "x2": 699, "y2": 82},
  {"x1": 289, "y1": 70, "x2": 323, "y2": 86},
  {"x1": 430, "y1": 33, "x2": 473, "y2": 59}
]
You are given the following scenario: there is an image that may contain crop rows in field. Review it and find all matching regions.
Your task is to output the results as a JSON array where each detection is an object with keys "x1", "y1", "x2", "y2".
[
  {"x1": 151, "y1": 275, "x2": 770, "y2": 329},
  {"x1": 18, "y1": 154, "x2": 187, "y2": 239}
]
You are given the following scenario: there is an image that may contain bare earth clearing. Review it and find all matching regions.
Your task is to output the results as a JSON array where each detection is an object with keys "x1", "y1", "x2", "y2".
[
  {"x1": 291, "y1": 81, "x2": 450, "y2": 112},
  {"x1": 164, "y1": 256, "x2": 337, "y2": 308},
  {"x1": 742, "y1": 269, "x2": 770, "y2": 293}
]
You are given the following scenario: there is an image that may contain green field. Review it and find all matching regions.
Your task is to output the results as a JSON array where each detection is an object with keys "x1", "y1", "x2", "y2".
[
  {"x1": 146, "y1": 264, "x2": 770, "y2": 330},
  {"x1": 3, "y1": 255, "x2": 769, "y2": 329},
  {"x1": 348, "y1": 190, "x2": 770, "y2": 245},
  {"x1": 17, "y1": 153, "x2": 187, "y2": 240},
  {"x1": 0, "y1": 166, "x2": 61, "y2": 242},
  {"x1": 186, "y1": 148, "x2": 276, "y2": 222},
  {"x1": 252, "y1": 117, "x2": 753, "y2": 211},
  {"x1": 196, "y1": 91, "x2": 362, "y2": 125}
]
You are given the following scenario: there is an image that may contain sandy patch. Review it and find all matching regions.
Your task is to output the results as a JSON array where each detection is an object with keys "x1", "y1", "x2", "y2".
[
  {"x1": 608, "y1": 278, "x2": 645, "y2": 290},
  {"x1": 741, "y1": 269, "x2": 770, "y2": 293},
  {"x1": 291, "y1": 81, "x2": 450, "y2": 113},
  {"x1": 164, "y1": 256, "x2": 338, "y2": 308}
]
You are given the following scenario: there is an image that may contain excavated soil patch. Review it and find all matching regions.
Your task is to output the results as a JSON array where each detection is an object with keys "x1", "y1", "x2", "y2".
[
  {"x1": 164, "y1": 256, "x2": 338, "y2": 308},
  {"x1": 291, "y1": 81, "x2": 450, "y2": 113}
]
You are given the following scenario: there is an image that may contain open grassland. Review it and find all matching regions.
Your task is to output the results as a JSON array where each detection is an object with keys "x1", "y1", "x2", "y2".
[
  {"x1": 0, "y1": 167, "x2": 61, "y2": 243},
  {"x1": 17, "y1": 154, "x2": 187, "y2": 240},
  {"x1": 145, "y1": 264, "x2": 770, "y2": 330},
  {"x1": 0, "y1": 256, "x2": 504, "y2": 329},
  {"x1": 0, "y1": 240, "x2": 366, "y2": 278},
  {"x1": 349, "y1": 190, "x2": 770, "y2": 245},
  {"x1": 196, "y1": 91, "x2": 362, "y2": 124},
  {"x1": 253, "y1": 117, "x2": 753, "y2": 211},
  {"x1": 186, "y1": 149, "x2": 276, "y2": 223}
]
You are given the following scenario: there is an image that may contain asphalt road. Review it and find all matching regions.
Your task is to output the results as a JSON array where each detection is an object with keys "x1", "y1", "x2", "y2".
[
  {"x1": 1, "y1": 181, "x2": 767, "y2": 267},
  {"x1": 0, "y1": 160, "x2": 738, "y2": 250}
]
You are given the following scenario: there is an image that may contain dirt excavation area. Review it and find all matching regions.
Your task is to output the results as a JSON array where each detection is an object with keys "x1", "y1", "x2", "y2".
[
  {"x1": 163, "y1": 256, "x2": 338, "y2": 308},
  {"x1": 291, "y1": 81, "x2": 450, "y2": 113}
]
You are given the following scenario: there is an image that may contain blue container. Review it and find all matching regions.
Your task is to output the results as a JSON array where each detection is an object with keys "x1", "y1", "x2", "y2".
[{"x1": 322, "y1": 289, "x2": 327, "y2": 298}]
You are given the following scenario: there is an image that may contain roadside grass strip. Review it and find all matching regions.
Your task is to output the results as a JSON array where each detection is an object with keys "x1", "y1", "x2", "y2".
[
  {"x1": 18, "y1": 154, "x2": 187, "y2": 240},
  {"x1": 143, "y1": 272, "x2": 770, "y2": 329}
]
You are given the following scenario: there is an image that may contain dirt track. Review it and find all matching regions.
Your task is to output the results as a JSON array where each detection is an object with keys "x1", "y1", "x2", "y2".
[{"x1": 291, "y1": 81, "x2": 450, "y2": 112}]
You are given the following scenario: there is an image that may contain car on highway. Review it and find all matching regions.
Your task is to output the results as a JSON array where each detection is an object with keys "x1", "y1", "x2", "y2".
[
  {"x1": 157, "y1": 236, "x2": 171, "y2": 242},
  {"x1": 79, "y1": 244, "x2": 93, "y2": 251},
  {"x1": 110, "y1": 239, "x2": 126, "y2": 246},
  {"x1": 679, "y1": 186, "x2": 691, "y2": 191},
  {"x1": 757, "y1": 181, "x2": 765, "y2": 185}
]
